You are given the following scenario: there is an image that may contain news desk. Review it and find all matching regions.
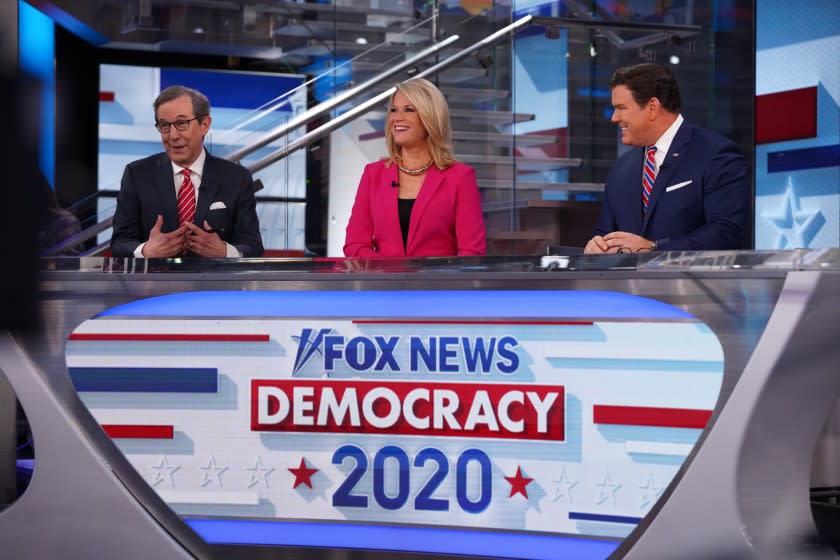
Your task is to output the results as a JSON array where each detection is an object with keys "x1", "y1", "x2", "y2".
[{"x1": 1, "y1": 250, "x2": 838, "y2": 560}]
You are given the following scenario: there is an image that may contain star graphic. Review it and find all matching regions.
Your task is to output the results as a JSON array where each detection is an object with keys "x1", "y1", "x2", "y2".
[
  {"x1": 639, "y1": 473, "x2": 664, "y2": 509},
  {"x1": 551, "y1": 467, "x2": 578, "y2": 503},
  {"x1": 150, "y1": 455, "x2": 180, "y2": 487},
  {"x1": 199, "y1": 455, "x2": 228, "y2": 487},
  {"x1": 245, "y1": 456, "x2": 275, "y2": 488},
  {"x1": 764, "y1": 178, "x2": 825, "y2": 248},
  {"x1": 288, "y1": 457, "x2": 319, "y2": 489},
  {"x1": 504, "y1": 466, "x2": 534, "y2": 499},
  {"x1": 595, "y1": 471, "x2": 621, "y2": 506}
]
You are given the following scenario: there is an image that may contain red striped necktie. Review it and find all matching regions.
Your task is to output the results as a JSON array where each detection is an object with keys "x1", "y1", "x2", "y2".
[
  {"x1": 177, "y1": 168, "x2": 196, "y2": 226},
  {"x1": 642, "y1": 146, "x2": 657, "y2": 212}
]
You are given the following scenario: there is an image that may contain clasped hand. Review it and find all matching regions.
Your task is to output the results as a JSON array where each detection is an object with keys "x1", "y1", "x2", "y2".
[
  {"x1": 584, "y1": 231, "x2": 651, "y2": 254},
  {"x1": 141, "y1": 214, "x2": 226, "y2": 258}
]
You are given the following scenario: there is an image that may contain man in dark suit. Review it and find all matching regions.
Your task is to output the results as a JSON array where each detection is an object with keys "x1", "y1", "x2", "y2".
[
  {"x1": 111, "y1": 85, "x2": 263, "y2": 258},
  {"x1": 585, "y1": 63, "x2": 748, "y2": 253}
]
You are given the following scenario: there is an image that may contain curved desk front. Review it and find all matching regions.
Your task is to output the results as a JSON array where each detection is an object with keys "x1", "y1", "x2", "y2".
[{"x1": 1, "y1": 250, "x2": 838, "y2": 559}]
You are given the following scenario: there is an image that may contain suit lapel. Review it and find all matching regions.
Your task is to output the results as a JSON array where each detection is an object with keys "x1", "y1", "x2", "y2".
[
  {"x1": 406, "y1": 166, "x2": 444, "y2": 254},
  {"x1": 194, "y1": 152, "x2": 220, "y2": 227},
  {"x1": 642, "y1": 123, "x2": 692, "y2": 233},
  {"x1": 382, "y1": 164, "x2": 405, "y2": 255},
  {"x1": 154, "y1": 154, "x2": 180, "y2": 230}
]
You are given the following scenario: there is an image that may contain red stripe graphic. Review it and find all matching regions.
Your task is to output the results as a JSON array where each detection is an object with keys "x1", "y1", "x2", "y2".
[
  {"x1": 353, "y1": 320, "x2": 593, "y2": 325},
  {"x1": 513, "y1": 127, "x2": 569, "y2": 159},
  {"x1": 358, "y1": 130, "x2": 386, "y2": 142},
  {"x1": 756, "y1": 86, "x2": 817, "y2": 144},
  {"x1": 69, "y1": 333, "x2": 270, "y2": 342},
  {"x1": 593, "y1": 405, "x2": 711, "y2": 429},
  {"x1": 99, "y1": 91, "x2": 115, "y2": 102},
  {"x1": 102, "y1": 425, "x2": 174, "y2": 439}
]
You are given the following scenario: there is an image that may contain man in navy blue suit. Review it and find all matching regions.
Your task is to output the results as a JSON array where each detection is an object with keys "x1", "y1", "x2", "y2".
[
  {"x1": 585, "y1": 63, "x2": 748, "y2": 253},
  {"x1": 111, "y1": 85, "x2": 263, "y2": 258}
]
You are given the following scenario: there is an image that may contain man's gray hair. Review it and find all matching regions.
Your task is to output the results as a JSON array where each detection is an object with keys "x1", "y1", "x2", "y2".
[{"x1": 153, "y1": 85, "x2": 211, "y2": 119}]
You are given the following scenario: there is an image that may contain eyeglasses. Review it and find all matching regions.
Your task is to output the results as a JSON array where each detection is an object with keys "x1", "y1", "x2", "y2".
[
  {"x1": 617, "y1": 247, "x2": 653, "y2": 254},
  {"x1": 155, "y1": 117, "x2": 200, "y2": 133}
]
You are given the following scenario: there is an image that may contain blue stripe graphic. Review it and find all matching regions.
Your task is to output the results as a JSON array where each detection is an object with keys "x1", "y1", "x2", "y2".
[
  {"x1": 98, "y1": 291, "x2": 695, "y2": 320},
  {"x1": 767, "y1": 145, "x2": 840, "y2": 173},
  {"x1": 69, "y1": 367, "x2": 218, "y2": 393},
  {"x1": 569, "y1": 512, "x2": 643, "y2": 524},
  {"x1": 547, "y1": 357, "x2": 723, "y2": 372},
  {"x1": 184, "y1": 518, "x2": 619, "y2": 559},
  {"x1": 160, "y1": 69, "x2": 302, "y2": 111}
]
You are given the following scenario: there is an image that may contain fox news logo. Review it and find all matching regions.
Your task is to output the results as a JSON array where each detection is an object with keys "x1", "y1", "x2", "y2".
[{"x1": 292, "y1": 328, "x2": 520, "y2": 376}]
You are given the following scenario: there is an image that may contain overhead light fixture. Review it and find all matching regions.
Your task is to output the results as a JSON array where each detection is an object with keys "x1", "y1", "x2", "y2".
[
  {"x1": 193, "y1": 26, "x2": 205, "y2": 35},
  {"x1": 355, "y1": 37, "x2": 368, "y2": 45},
  {"x1": 669, "y1": 55, "x2": 680, "y2": 65}
]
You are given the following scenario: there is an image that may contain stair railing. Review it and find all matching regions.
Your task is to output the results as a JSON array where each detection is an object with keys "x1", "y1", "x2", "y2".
[
  {"x1": 246, "y1": 14, "x2": 534, "y2": 174},
  {"x1": 216, "y1": 14, "x2": 444, "y2": 148},
  {"x1": 224, "y1": 34, "x2": 461, "y2": 164},
  {"x1": 243, "y1": 12, "x2": 703, "y2": 173}
]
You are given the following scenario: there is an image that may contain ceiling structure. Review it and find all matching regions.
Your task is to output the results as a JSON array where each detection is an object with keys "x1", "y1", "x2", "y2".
[{"x1": 41, "y1": 0, "x2": 425, "y2": 67}]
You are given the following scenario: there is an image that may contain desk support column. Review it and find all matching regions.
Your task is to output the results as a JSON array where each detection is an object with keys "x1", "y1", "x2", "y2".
[{"x1": 0, "y1": 372, "x2": 15, "y2": 506}]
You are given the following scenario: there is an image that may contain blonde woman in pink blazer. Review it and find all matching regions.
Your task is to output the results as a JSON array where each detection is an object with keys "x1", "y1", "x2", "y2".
[{"x1": 343, "y1": 79, "x2": 486, "y2": 257}]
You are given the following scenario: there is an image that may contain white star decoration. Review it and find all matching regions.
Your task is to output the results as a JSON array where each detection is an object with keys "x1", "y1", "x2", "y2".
[
  {"x1": 199, "y1": 455, "x2": 228, "y2": 487},
  {"x1": 551, "y1": 467, "x2": 578, "y2": 503},
  {"x1": 595, "y1": 471, "x2": 621, "y2": 506},
  {"x1": 639, "y1": 473, "x2": 664, "y2": 509},
  {"x1": 151, "y1": 455, "x2": 180, "y2": 487},
  {"x1": 245, "y1": 456, "x2": 275, "y2": 488},
  {"x1": 764, "y1": 178, "x2": 824, "y2": 248}
]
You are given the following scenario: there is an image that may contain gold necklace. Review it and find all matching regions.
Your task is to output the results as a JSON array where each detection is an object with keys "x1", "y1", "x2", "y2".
[{"x1": 397, "y1": 160, "x2": 433, "y2": 175}]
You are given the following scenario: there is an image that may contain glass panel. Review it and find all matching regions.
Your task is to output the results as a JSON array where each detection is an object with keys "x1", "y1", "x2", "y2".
[
  {"x1": 506, "y1": 0, "x2": 754, "y2": 254},
  {"x1": 96, "y1": 196, "x2": 119, "y2": 249},
  {"x1": 259, "y1": 201, "x2": 307, "y2": 252},
  {"x1": 437, "y1": 3, "x2": 525, "y2": 255}
]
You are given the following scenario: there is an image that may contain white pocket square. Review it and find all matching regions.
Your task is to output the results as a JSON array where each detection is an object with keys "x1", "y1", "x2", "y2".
[
  {"x1": 209, "y1": 201, "x2": 227, "y2": 210},
  {"x1": 666, "y1": 180, "x2": 693, "y2": 192}
]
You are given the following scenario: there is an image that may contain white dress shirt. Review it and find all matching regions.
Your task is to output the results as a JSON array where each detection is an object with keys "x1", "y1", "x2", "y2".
[{"x1": 648, "y1": 113, "x2": 684, "y2": 174}]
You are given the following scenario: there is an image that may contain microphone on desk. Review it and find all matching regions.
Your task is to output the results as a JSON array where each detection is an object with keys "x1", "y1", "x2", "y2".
[{"x1": 391, "y1": 181, "x2": 399, "y2": 188}]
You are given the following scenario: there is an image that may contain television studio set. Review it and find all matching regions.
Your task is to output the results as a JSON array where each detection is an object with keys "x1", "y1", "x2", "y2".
[{"x1": 1, "y1": 1, "x2": 839, "y2": 559}]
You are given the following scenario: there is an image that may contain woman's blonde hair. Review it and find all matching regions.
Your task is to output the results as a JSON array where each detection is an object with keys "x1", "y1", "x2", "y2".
[{"x1": 385, "y1": 78, "x2": 455, "y2": 170}]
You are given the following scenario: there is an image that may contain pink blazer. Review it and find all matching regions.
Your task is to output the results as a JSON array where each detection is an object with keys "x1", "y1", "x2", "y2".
[{"x1": 344, "y1": 160, "x2": 487, "y2": 257}]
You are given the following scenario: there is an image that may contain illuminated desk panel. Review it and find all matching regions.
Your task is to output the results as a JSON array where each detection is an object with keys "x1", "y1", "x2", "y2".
[{"x1": 64, "y1": 290, "x2": 723, "y2": 551}]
